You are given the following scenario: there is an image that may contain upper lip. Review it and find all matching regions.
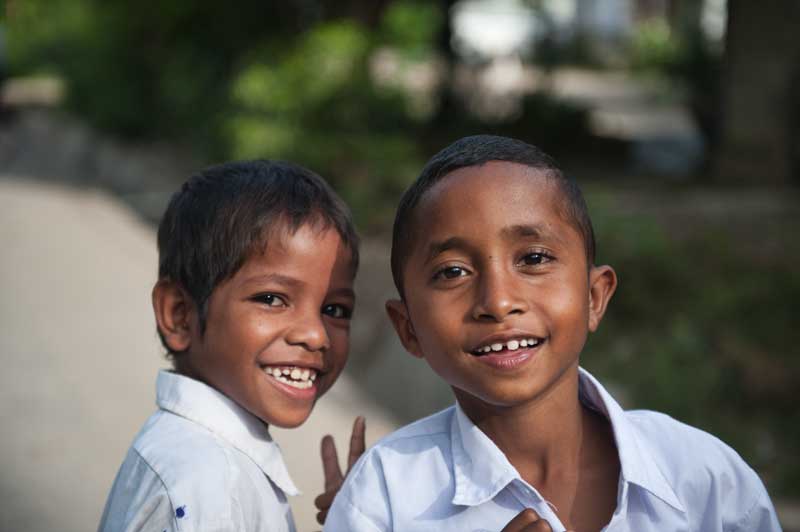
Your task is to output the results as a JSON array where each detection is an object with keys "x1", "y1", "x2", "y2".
[
  {"x1": 468, "y1": 330, "x2": 545, "y2": 354},
  {"x1": 258, "y1": 357, "x2": 325, "y2": 372}
]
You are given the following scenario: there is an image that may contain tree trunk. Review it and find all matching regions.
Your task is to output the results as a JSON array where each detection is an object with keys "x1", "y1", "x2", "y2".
[{"x1": 714, "y1": 0, "x2": 800, "y2": 183}]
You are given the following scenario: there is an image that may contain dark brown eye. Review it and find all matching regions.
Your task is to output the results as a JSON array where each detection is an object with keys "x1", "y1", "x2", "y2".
[
  {"x1": 438, "y1": 266, "x2": 466, "y2": 279},
  {"x1": 521, "y1": 252, "x2": 551, "y2": 266},
  {"x1": 322, "y1": 304, "x2": 353, "y2": 319},
  {"x1": 253, "y1": 293, "x2": 287, "y2": 307}
]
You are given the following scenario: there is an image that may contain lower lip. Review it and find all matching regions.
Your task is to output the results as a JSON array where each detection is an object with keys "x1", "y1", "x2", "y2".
[
  {"x1": 262, "y1": 372, "x2": 318, "y2": 400},
  {"x1": 473, "y1": 349, "x2": 536, "y2": 370}
]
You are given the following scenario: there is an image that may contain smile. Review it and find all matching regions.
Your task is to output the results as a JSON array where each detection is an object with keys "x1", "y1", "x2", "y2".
[
  {"x1": 263, "y1": 365, "x2": 318, "y2": 390},
  {"x1": 470, "y1": 337, "x2": 543, "y2": 356}
]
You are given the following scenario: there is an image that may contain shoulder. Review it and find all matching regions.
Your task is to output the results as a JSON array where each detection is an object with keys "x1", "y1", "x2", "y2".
[
  {"x1": 133, "y1": 410, "x2": 237, "y2": 494},
  {"x1": 625, "y1": 409, "x2": 778, "y2": 528},
  {"x1": 326, "y1": 407, "x2": 456, "y2": 530},
  {"x1": 105, "y1": 411, "x2": 255, "y2": 529},
  {"x1": 351, "y1": 406, "x2": 455, "y2": 476},
  {"x1": 626, "y1": 409, "x2": 754, "y2": 476}
]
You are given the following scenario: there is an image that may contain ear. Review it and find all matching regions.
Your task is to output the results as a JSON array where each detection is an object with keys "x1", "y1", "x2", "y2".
[
  {"x1": 385, "y1": 299, "x2": 424, "y2": 358},
  {"x1": 588, "y1": 265, "x2": 617, "y2": 332},
  {"x1": 152, "y1": 279, "x2": 195, "y2": 352}
]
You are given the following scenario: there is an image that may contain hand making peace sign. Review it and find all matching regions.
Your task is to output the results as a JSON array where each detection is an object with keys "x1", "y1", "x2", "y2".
[{"x1": 314, "y1": 416, "x2": 366, "y2": 525}]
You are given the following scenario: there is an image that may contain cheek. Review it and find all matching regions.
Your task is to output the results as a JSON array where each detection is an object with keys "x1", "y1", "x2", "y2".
[{"x1": 327, "y1": 326, "x2": 350, "y2": 363}]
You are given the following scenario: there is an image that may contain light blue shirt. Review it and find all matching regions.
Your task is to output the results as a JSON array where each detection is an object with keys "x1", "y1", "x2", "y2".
[
  {"x1": 99, "y1": 370, "x2": 298, "y2": 532},
  {"x1": 325, "y1": 368, "x2": 781, "y2": 532}
]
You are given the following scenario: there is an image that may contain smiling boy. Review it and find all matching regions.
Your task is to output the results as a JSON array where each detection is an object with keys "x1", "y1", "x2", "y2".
[
  {"x1": 99, "y1": 160, "x2": 359, "y2": 531},
  {"x1": 323, "y1": 136, "x2": 781, "y2": 531}
]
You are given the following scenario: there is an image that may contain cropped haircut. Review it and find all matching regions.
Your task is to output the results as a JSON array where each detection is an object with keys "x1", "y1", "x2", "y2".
[
  {"x1": 157, "y1": 160, "x2": 359, "y2": 354},
  {"x1": 390, "y1": 135, "x2": 595, "y2": 298}
]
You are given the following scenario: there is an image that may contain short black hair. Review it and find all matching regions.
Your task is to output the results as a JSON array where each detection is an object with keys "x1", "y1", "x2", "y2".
[
  {"x1": 390, "y1": 134, "x2": 595, "y2": 298},
  {"x1": 157, "y1": 160, "x2": 359, "y2": 354}
]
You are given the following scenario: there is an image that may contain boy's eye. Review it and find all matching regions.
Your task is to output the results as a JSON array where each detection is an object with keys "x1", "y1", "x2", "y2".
[
  {"x1": 253, "y1": 293, "x2": 287, "y2": 307},
  {"x1": 434, "y1": 266, "x2": 469, "y2": 280},
  {"x1": 322, "y1": 304, "x2": 352, "y2": 320},
  {"x1": 520, "y1": 252, "x2": 552, "y2": 266}
]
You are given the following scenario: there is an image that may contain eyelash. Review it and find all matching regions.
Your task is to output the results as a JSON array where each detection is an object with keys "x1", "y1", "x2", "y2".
[
  {"x1": 432, "y1": 265, "x2": 470, "y2": 281},
  {"x1": 432, "y1": 250, "x2": 553, "y2": 281},
  {"x1": 322, "y1": 304, "x2": 353, "y2": 320},
  {"x1": 252, "y1": 293, "x2": 352, "y2": 319},
  {"x1": 252, "y1": 293, "x2": 287, "y2": 307},
  {"x1": 518, "y1": 250, "x2": 554, "y2": 266}
]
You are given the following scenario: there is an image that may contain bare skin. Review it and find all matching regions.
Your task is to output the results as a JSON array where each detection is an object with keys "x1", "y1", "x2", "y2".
[
  {"x1": 386, "y1": 163, "x2": 620, "y2": 531},
  {"x1": 315, "y1": 416, "x2": 366, "y2": 525},
  {"x1": 316, "y1": 163, "x2": 620, "y2": 531}
]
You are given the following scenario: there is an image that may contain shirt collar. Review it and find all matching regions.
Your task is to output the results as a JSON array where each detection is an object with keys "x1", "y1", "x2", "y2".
[
  {"x1": 577, "y1": 368, "x2": 684, "y2": 512},
  {"x1": 451, "y1": 403, "x2": 519, "y2": 506},
  {"x1": 449, "y1": 368, "x2": 685, "y2": 513},
  {"x1": 155, "y1": 370, "x2": 299, "y2": 496}
]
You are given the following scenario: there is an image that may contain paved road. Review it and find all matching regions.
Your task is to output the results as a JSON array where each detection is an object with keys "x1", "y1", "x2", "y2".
[{"x1": 0, "y1": 177, "x2": 399, "y2": 532}]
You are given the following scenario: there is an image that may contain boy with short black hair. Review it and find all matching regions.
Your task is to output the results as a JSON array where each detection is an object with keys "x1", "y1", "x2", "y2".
[
  {"x1": 99, "y1": 160, "x2": 361, "y2": 531},
  {"x1": 324, "y1": 135, "x2": 781, "y2": 531}
]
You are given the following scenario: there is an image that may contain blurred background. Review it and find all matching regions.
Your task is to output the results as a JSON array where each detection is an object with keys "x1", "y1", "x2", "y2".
[{"x1": 1, "y1": 0, "x2": 798, "y2": 530}]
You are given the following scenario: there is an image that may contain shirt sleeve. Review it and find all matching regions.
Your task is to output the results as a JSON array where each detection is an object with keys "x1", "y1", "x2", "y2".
[
  {"x1": 730, "y1": 491, "x2": 783, "y2": 532},
  {"x1": 98, "y1": 448, "x2": 178, "y2": 532},
  {"x1": 323, "y1": 450, "x2": 392, "y2": 532},
  {"x1": 324, "y1": 493, "x2": 385, "y2": 532}
]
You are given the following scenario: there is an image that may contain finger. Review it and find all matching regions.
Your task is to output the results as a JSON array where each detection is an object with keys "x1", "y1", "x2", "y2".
[
  {"x1": 314, "y1": 490, "x2": 336, "y2": 511},
  {"x1": 316, "y1": 509, "x2": 328, "y2": 525},
  {"x1": 320, "y1": 434, "x2": 343, "y2": 491},
  {"x1": 519, "y1": 520, "x2": 554, "y2": 532},
  {"x1": 501, "y1": 508, "x2": 541, "y2": 532},
  {"x1": 347, "y1": 416, "x2": 366, "y2": 471}
]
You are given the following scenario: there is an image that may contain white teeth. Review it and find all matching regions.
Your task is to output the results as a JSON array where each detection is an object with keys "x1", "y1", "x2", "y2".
[
  {"x1": 264, "y1": 366, "x2": 318, "y2": 387},
  {"x1": 475, "y1": 337, "x2": 542, "y2": 354},
  {"x1": 273, "y1": 374, "x2": 313, "y2": 389}
]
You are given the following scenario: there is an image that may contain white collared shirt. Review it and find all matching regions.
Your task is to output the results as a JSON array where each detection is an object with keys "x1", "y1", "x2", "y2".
[
  {"x1": 324, "y1": 368, "x2": 781, "y2": 532},
  {"x1": 99, "y1": 370, "x2": 298, "y2": 532}
]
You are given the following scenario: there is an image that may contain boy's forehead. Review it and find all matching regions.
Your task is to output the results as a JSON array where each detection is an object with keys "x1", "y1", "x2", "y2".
[
  {"x1": 416, "y1": 163, "x2": 559, "y2": 225},
  {"x1": 406, "y1": 162, "x2": 579, "y2": 256}
]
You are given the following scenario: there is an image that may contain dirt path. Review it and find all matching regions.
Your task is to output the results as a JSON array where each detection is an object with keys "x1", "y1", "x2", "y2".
[{"x1": 0, "y1": 177, "x2": 398, "y2": 532}]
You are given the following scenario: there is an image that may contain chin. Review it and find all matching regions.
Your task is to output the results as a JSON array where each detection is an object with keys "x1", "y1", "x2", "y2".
[{"x1": 263, "y1": 410, "x2": 313, "y2": 429}]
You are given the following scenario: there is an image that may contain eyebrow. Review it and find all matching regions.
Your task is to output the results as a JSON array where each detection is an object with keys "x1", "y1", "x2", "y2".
[
  {"x1": 328, "y1": 287, "x2": 356, "y2": 301},
  {"x1": 424, "y1": 224, "x2": 566, "y2": 263},
  {"x1": 500, "y1": 223, "x2": 562, "y2": 242},
  {"x1": 241, "y1": 273, "x2": 304, "y2": 288},
  {"x1": 424, "y1": 236, "x2": 471, "y2": 264}
]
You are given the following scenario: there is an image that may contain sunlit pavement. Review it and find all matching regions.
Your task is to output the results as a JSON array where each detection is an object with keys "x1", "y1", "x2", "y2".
[{"x1": 0, "y1": 177, "x2": 398, "y2": 532}]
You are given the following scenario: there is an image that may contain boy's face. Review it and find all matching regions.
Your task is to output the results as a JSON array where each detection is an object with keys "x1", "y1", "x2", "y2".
[
  {"x1": 181, "y1": 224, "x2": 354, "y2": 428},
  {"x1": 387, "y1": 162, "x2": 615, "y2": 411}
]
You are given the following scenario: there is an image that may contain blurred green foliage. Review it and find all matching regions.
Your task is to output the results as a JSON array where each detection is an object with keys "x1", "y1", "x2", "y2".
[
  {"x1": 5, "y1": 0, "x2": 590, "y2": 229},
  {"x1": 585, "y1": 196, "x2": 800, "y2": 493},
  {"x1": 6, "y1": 0, "x2": 798, "y2": 498}
]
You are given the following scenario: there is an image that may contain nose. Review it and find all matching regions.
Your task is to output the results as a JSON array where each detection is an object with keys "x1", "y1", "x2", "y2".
[
  {"x1": 286, "y1": 313, "x2": 331, "y2": 352},
  {"x1": 471, "y1": 265, "x2": 528, "y2": 322}
]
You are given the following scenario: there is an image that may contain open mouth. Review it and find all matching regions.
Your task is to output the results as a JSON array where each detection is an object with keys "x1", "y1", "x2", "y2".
[
  {"x1": 262, "y1": 365, "x2": 318, "y2": 390},
  {"x1": 470, "y1": 337, "x2": 544, "y2": 356}
]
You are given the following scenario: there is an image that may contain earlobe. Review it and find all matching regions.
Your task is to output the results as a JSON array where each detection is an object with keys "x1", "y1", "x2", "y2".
[
  {"x1": 385, "y1": 299, "x2": 424, "y2": 358},
  {"x1": 152, "y1": 279, "x2": 195, "y2": 353},
  {"x1": 588, "y1": 265, "x2": 617, "y2": 332}
]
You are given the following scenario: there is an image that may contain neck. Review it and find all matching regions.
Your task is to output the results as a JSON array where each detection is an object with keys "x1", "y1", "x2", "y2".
[{"x1": 454, "y1": 363, "x2": 587, "y2": 487}]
